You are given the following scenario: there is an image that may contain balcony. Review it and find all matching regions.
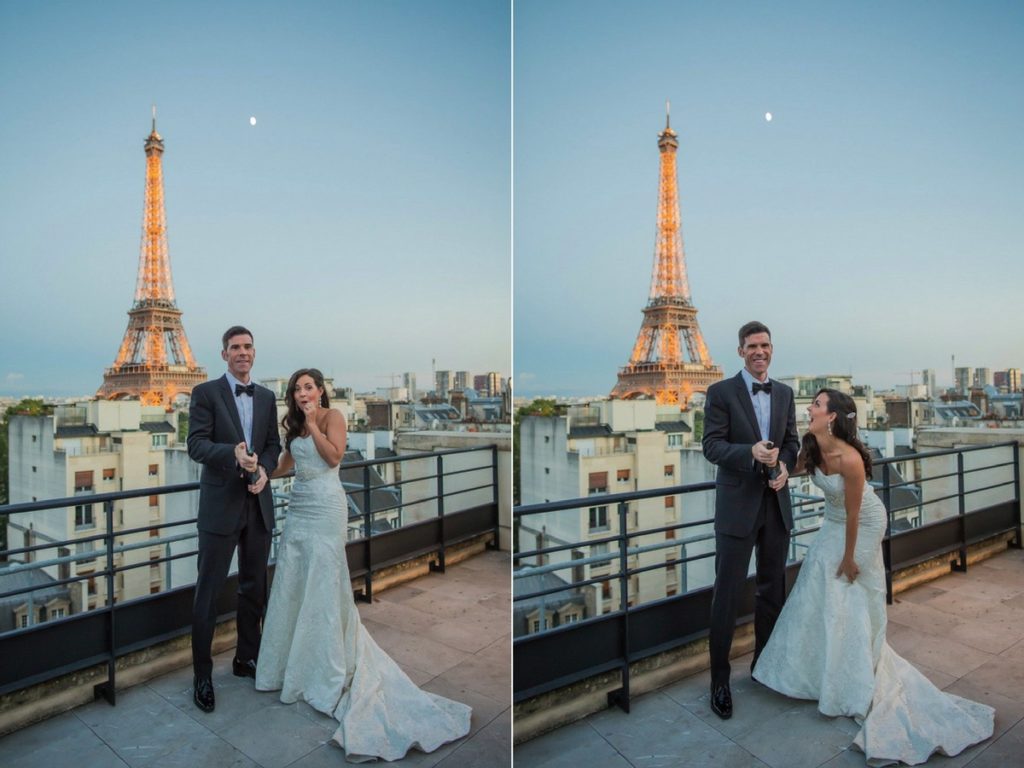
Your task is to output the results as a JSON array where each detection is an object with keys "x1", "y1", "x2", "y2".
[
  {"x1": 0, "y1": 444, "x2": 510, "y2": 766},
  {"x1": 513, "y1": 438, "x2": 1024, "y2": 763}
]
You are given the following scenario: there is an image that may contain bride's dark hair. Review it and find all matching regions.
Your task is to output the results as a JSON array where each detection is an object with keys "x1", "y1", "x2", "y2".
[
  {"x1": 798, "y1": 388, "x2": 872, "y2": 478},
  {"x1": 282, "y1": 368, "x2": 330, "y2": 450}
]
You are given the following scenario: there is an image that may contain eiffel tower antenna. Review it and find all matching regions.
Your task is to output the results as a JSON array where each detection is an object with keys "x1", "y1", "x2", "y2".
[
  {"x1": 610, "y1": 107, "x2": 723, "y2": 408},
  {"x1": 98, "y1": 113, "x2": 206, "y2": 407}
]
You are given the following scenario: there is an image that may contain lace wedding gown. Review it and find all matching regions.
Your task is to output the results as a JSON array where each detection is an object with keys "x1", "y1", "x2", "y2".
[
  {"x1": 752, "y1": 471, "x2": 993, "y2": 766},
  {"x1": 255, "y1": 436, "x2": 472, "y2": 762}
]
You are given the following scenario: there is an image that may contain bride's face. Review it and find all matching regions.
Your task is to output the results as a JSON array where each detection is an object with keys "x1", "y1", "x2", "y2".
[
  {"x1": 807, "y1": 393, "x2": 834, "y2": 437},
  {"x1": 293, "y1": 375, "x2": 324, "y2": 410}
]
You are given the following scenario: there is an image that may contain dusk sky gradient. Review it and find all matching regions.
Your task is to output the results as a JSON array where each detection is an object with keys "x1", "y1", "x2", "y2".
[
  {"x1": 0, "y1": 0, "x2": 510, "y2": 396},
  {"x1": 514, "y1": 1, "x2": 1023, "y2": 397}
]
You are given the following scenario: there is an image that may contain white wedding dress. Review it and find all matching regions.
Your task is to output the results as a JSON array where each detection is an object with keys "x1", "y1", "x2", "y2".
[
  {"x1": 752, "y1": 471, "x2": 994, "y2": 766},
  {"x1": 255, "y1": 436, "x2": 472, "y2": 762}
]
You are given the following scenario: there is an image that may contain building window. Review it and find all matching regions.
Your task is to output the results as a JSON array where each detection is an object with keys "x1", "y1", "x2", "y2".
[
  {"x1": 667, "y1": 434, "x2": 682, "y2": 448},
  {"x1": 601, "y1": 581, "x2": 612, "y2": 600},
  {"x1": 151, "y1": 434, "x2": 168, "y2": 447},
  {"x1": 75, "y1": 504, "x2": 94, "y2": 529},
  {"x1": 149, "y1": 495, "x2": 159, "y2": 507},
  {"x1": 74, "y1": 470, "x2": 94, "y2": 492},
  {"x1": 102, "y1": 468, "x2": 115, "y2": 481},
  {"x1": 667, "y1": 586, "x2": 677, "y2": 597},
  {"x1": 32, "y1": 435, "x2": 37, "y2": 443},
  {"x1": 588, "y1": 472, "x2": 608, "y2": 494},
  {"x1": 150, "y1": 585, "x2": 160, "y2": 595},
  {"x1": 588, "y1": 505, "x2": 609, "y2": 531},
  {"x1": 666, "y1": 528, "x2": 676, "y2": 540},
  {"x1": 563, "y1": 613, "x2": 579, "y2": 624},
  {"x1": 149, "y1": 528, "x2": 159, "y2": 538},
  {"x1": 32, "y1": 466, "x2": 37, "y2": 473},
  {"x1": 148, "y1": 464, "x2": 158, "y2": 476},
  {"x1": 664, "y1": 465, "x2": 674, "y2": 478},
  {"x1": 544, "y1": 436, "x2": 550, "y2": 443},
  {"x1": 664, "y1": 496, "x2": 675, "y2": 509},
  {"x1": 617, "y1": 469, "x2": 630, "y2": 483},
  {"x1": 544, "y1": 467, "x2": 550, "y2": 474},
  {"x1": 51, "y1": 607, "x2": 65, "y2": 619},
  {"x1": 531, "y1": 619, "x2": 541, "y2": 633},
  {"x1": 20, "y1": 615, "x2": 28, "y2": 628},
  {"x1": 75, "y1": 540, "x2": 96, "y2": 564},
  {"x1": 87, "y1": 578, "x2": 97, "y2": 596}
]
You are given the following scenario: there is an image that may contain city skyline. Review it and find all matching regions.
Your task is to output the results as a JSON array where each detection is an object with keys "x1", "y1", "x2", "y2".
[
  {"x1": 0, "y1": 1, "x2": 510, "y2": 397},
  {"x1": 514, "y1": 1, "x2": 1024, "y2": 397}
]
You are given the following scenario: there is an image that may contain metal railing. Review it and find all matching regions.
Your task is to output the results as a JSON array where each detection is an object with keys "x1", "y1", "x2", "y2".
[
  {"x1": 513, "y1": 441, "x2": 1021, "y2": 710},
  {"x1": 0, "y1": 445, "x2": 500, "y2": 704}
]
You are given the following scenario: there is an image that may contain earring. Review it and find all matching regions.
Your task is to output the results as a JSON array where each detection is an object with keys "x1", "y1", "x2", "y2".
[{"x1": 827, "y1": 419, "x2": 833, "y2": 437}]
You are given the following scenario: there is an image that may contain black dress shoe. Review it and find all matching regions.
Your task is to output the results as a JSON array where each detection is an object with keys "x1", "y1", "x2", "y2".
[
  {"x1": 193, "y1": 675, "x2": 215, "y2": 713},
  {"x1": 232, "y1": 657, "x2": 257, "y2": 678},
  {"x1": 710, "y1": 683, "x2": 732, "y2": 719}
]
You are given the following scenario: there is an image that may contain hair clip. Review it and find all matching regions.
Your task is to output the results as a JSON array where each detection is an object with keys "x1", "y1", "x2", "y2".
[{"x1": 846, "y1": 412, "x2": 856, "y2": 419}]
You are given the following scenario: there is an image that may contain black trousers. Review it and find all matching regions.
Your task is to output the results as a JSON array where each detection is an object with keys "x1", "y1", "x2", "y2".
[
  {"x1": 191, "y1": 495, "x2": 271, "y2": 678},
  {"x1": 709, "y1": 489, "x2": 789, "y2": 687}
]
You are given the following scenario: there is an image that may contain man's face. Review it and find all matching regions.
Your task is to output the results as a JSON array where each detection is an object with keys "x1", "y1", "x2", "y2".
[
  {"x1": 222, "y1": 334, "x2": 255, "y2": 381},
  {"x1": 738, "y1": 331, "x2": 772, "y2": 379}
]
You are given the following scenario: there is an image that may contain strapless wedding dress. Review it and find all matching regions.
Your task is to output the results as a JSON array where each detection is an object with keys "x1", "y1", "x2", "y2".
[
  {"x1": 753, "y1": 471, "x2": 993, "y2": 766},
  {"x1": 255, "y1": 435, "x2": 471, "y2": 762}
]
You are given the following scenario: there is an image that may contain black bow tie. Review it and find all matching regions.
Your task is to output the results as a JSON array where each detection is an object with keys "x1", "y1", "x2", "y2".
[
  {"x1": 752, "y1": 381, "x2": 772, "y2": 395},
  {"x1": 235, "y1": 383, "x2": 255, "y2": 397}
]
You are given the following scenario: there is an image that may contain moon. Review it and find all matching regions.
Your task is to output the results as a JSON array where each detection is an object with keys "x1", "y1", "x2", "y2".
[
  {"x1": 249, "y1": 116, "x2": 257, "y2": 126},
  {"x1": 765, "y1": 112, "x2": 773, "y2": 122}
]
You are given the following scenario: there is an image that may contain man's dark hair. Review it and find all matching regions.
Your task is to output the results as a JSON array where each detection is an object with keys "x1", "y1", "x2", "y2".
[
  {"x1": 222, "y1": 325, "x2": 254, "y2": 350},
  {"x1": 738, "y1": 321, "x2": 771, "y2": 347}
]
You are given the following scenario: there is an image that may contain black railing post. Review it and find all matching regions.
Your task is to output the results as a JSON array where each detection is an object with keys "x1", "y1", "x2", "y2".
[
  {"x1": 488, "y1": 444, "x2": 500, "y2": 550},
  {"x1": 360, "y1": 465, "x2": 373, "y2": 603},
  {"x1": 954, "y1": 452, "x2": 968, "y2": 572},
  {"x1": 882, "y1": 463, "x2": 893, "y2": 605},
  {"x1": 94, "y1": 499, "x2": 116, "y2": 705},
  {"x1": 1013, "y1": 442, "x2": 1022, "y2": 550},
  {"x1": 608, "y1": 499, "x2": 631, "y2": 713},
  {"x1": 431, "y1": 455, "x2": 446, "y2": 573}
]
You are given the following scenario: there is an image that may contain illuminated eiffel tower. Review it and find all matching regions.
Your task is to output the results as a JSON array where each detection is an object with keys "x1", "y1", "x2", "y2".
[
  {"x1": 610, "y1": 104, "x2": 722, "y2": 408},
  {"x1": 98, "y1": 109, "x2": 205, "y2": 407}
]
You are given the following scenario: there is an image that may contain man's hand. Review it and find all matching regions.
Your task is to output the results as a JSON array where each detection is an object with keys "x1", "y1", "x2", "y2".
[
  {"x1": 247, "y1": 464, "x2": 268, "y2": 495},
  {"x1": 751, "y1": 440, "x2": 779, "y2": 466},
  {"x1": 768, "y1": 461, "x2": 789, "y2": 491},
  {"x1": 235, "y1": 442, "x2": 258, "y2": 473}
]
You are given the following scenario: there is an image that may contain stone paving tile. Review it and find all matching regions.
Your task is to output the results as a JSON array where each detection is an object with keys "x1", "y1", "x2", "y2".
[
  {"x1": 143, "y1": 728, "x2": 259, "y2": 768},
  {"x1": 428, "y1": 644, "x2": 509, "y2": 703},
  {"x1": 956, "y1": 654, "x2": 1024, "y2": 704},
  {"x1": 218, "y1": 701, "x2": 333, "y2": 768},
  {"x1": 915, "y1": 589, "x2": 1004, "y2": 621},
  {"x1": 887, "y1": 596, "x2": 966, "y2": 637},
  {"x1": 75, "y1": 685, "x2": 213, "y2": 767},
  {"x1": 895, "y1": 583, "x2": 948, "y2": 605},
  {"x1": 361, "y1": 618, "x2": 471, "y2": 678},
  {"x1": 963, "y1": 717, "x2": 1024, "y2": 768},
  {"x1": 152, "y1": 665, "x2": 279, "y2": 733},
  {"x1": 435, "y1": 709, "x2": 511, "y2": 768},
  {"x1": 944, "y1": 606, "x2": 1024, "y2": 655},
  {"x1": 732, "y1": 703, "x2": 851, "y2": 768},
  {"x1": 886, "y1": 623, "x2": 994, "y2": 679},
  {"x1": 422, "y1": 605, "x2": 509, "y2": 654},
  {"x1": 588, "y1": 690, "x2": 766, "y2": 768},
  {"x1": 1, "y1": 712, "x2": 130, "y2": 768},
  {"x1": 999, "y1": 638, "x2": 1024, "y2": 663},
  {"x1": 943, "y1": 571, "x2": 1024, "y2": 603},
  {"x1": 941, "y1": 678, "x2": 1024, "y2": 743},
  {"x1": 422, "y1": 675, "x2": 508, "y2": 731},
  {"x1": 513, "y1": 720, "x2": 632, "y2": 768}
]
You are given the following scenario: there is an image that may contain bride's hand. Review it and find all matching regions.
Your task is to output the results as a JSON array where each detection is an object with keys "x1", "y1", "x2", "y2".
[{"x1": 836, "y1": 556, "x2": 860, "y2": 583}]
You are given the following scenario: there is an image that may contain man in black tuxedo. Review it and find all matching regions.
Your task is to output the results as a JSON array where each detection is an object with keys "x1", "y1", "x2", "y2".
[
  {"x1": 701, "y1": 321, "x2": 798, "y2": 719},
  {"x1": 187, "y1": 325, "x2": 281, "y2": 712}
]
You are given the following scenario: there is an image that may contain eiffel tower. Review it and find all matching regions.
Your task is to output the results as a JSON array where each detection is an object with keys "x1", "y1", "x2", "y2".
[
  {"x1": 610, "y1": 104, "x2": 722, "y2": 408},
  {"x1": 98, "y1": 110, "x2": 206, "y2": 407}
]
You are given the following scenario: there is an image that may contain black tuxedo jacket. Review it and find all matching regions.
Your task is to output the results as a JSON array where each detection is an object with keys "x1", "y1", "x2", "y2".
[
  {"x1": 187, "y1": 375, "x2": 282, "y2": 534},
  {"x1": 702, "y1": 372, "x2": 799, "y2": 537}
]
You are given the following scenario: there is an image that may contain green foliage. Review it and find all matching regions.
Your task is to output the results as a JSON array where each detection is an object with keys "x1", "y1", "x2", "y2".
[
  {"x1": 693, "y1": 409, "x2": 704, "y2": 443},
  {"x1": 177, "y1": 411, "x2": 189, "y2": 443}
]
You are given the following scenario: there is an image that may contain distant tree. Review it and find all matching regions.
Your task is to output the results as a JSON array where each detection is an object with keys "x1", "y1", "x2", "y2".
[
  {"x1": 1, "y1": 399, "x2": 53, "y2": 554},
  {"x1": 692, "y1": 409, "x2": 704, "y2": 443},
  {"x1": 177, "y1": 411, "x2": 189, "y2": 443}
]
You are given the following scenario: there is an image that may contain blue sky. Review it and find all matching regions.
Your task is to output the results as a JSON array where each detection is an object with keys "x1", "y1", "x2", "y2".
[
  {"x1": 0, "y1": 0, "x2": 510, "y2": 396},
  {"x1": 514, "y1": 0, "x2": 1023, "y2": 397}
]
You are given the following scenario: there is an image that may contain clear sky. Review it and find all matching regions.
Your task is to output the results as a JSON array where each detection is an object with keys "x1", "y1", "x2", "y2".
[
  {"x1": 514, "y1": 0, "x2": 1023, "y2": 398},
  {"x1": 0, "y1": 0, "x2": 510, "y2": 397}
]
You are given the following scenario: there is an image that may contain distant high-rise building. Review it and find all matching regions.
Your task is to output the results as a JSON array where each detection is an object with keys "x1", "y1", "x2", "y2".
[
  {"x1": 454, "y1": 371, "x2": 471, "y2": 391},
  {"x1": 485, "y1": 371, "x2": 501, "y2": 397},
  {"x1": 974, "y1": 368, "x2": 992, "y2": 388},
  {"x1": 402, "y1": 372, "x2": 417, "y2": 400},
  {"x1": 922, "y1": 369, "x2": 936, "y2": 399},
  {"x1": 473, "y1": 374, "x2": 488, "y2": 393},
  {"x1": 435, "y1": 370, "x2": 453, "y2": 399},
  {"x1": 1008, "y1": 368, "x2": 1022, "y2": 393},
  {"x1": 954, "y1": 367, "x2": 973, "y2": 395}
]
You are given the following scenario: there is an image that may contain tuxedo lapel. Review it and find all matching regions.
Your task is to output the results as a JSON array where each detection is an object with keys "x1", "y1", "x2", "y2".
[
  {"x1": 734, "y1": 373, "x2": 762, "y2": 439},
  {"x1": 251, "y1": 387, "x2": 267, "y2": 451},
  {"x1": 217, "y1": 375, "x2": 246, "y2": 446},
  {"x1": 769, "y1": 379, "x2": 785, "y2": 444}
]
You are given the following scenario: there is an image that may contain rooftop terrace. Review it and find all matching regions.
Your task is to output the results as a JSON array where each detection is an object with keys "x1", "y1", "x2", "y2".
[
  {"x1": 515, "y1": 546, "x2": 1024, "y2": 768},
  {"x1": 0, "y1": 549, "x2": 510, "y2": 768}
]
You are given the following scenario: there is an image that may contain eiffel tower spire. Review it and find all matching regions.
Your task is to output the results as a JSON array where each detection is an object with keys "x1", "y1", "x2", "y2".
[
  {"x1": 98, "y1": 112, "x2": 206, "y2": 407},
  {"x1": 610, "y1": 105, "x2": 722, "y2": 408}
]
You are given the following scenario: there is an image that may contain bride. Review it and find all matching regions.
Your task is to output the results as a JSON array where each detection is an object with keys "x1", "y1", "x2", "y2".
[
  {"x1": 752, "y1": 388, "x2": 994, "y2": 766},
  {"x1": 256, "y1": 368, "x2": 471, "y2": 762}
]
